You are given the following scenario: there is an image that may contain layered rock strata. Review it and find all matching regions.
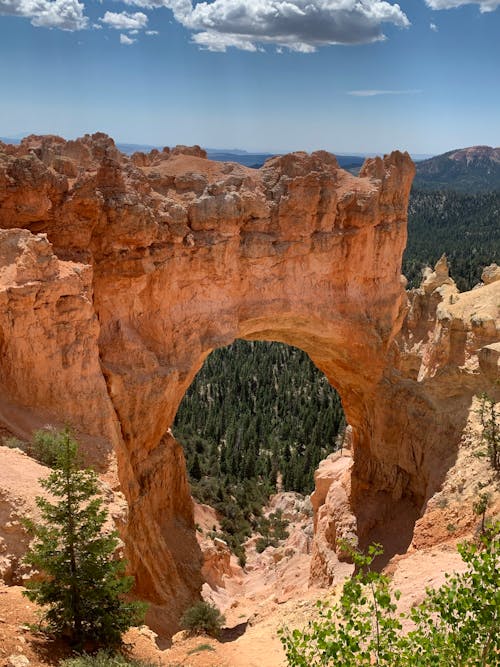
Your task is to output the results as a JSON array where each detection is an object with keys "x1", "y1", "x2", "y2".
[{"x1": 3, "y1": 133, "x2": 495, "y2": 632}]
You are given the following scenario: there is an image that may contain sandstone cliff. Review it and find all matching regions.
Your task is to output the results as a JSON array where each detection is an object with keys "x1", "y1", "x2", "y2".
[
  {"x1": 2, "y1": 133, "x2": 496, "y2": 636},
  {"x1": 311, "y1": 258, "x2": 499, "y2": 582}
]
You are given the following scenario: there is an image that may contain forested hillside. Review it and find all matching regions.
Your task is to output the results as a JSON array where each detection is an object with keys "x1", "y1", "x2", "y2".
[
  {"x1": 403, "y1": 189, "x2": 500, "y2": 291},
  {"x1": 175, "y1": 341, "x2": 344, "y2": 493},
  {"x1": 414, "y1": 146, "x2": 500, "y2": 192}
]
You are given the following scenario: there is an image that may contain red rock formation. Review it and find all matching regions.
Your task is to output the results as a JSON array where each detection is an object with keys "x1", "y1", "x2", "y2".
[
  {"x1": 347, "y1": 258, "x2": 499, "y2": 565},
  {"x1": 310, "y1": 260, "x2": 500, "y2": 578},
  {"x1": 310, "y1": 451, "x2": 356, "y2": 585},
  {"x1": 0, "y1": 133, "x2": 448, "y2": 635}
]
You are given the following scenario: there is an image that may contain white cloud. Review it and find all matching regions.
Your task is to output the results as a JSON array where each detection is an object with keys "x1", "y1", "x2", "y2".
[
  {"x1": 100, "y1": 10, "x2": 148, "y2": 30},
  {"x1": 425, "y1": 0, "x2": 500, "y2": 12},
  {"x1": 348, "y1": 89, "x2": 422, "y2": 96},
  {"x1": 120, "y1": 32, "x2": 137, "y2": 43},
  {"x1": 191, "y1": 31, "x2": 259, "y2": 51},
  {"x1": 121, "y1": 0, "x2": 191, "y2": 12},
  {"x1": 120, "y1": 0, "x2": 410, "y2": 52},
  {"x1": 430, "y1": 21, "x2": 438, "y2": 30},
  {"x1": 0, "y1": 0, "x2": 88, "y2": 30},
  {"x1": 145, "y1": 29, "x2": 159, "y2": 34}
]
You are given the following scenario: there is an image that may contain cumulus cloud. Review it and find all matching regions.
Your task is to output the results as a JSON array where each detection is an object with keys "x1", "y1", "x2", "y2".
[
  {"x1": 192, "y1": 31, "x2": 260, "y2": 51},
  {"x1": 425, "y1": 0, "x2": 500, "y2": 11},
  {"x1": 100, "y1": 10, "x2": 148, "y2": 30},
  {"x1": 145, "y1": 29, "x2": 159, "y2": 34},
  {"x1": 430, "y1": 21, "x2": 438, "y2": 30},
  {"x1": 348, "y1": 89, "x2": 422, "y2": 96},
  {"x1": 120, "y1": 0, "x2": 191, "y2": 11},
  {"x1": 0, "y1": 0, "x2": 88, "y2": 30},
  {"x1": 120, "y1": 32, "x2": 136, "y2": 43},
  {"x1": 120, "y1": 0, "x2": 410, "y2": 52}
]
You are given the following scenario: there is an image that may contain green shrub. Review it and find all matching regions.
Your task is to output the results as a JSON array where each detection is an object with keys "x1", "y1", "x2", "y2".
[
  {"x1": 255, "y1": 536, "x2": 277, "y2": 553},
  {"x1": 280, "y1": 522, "x2": 500, "y2": 666},
  {"x1": 2, "y1": 428, "x2": 74, "y2": 469},
  {"x1": 31, "y1": 427, "x2": 68, "y2": 467},
  {"x1": 237, "y1": 550, "x2": 247, "y2": 568},
  {"x1": 180, "y1": 601, "x2": 225, "y2": 638},
  {"x1": 402, "y1": 521, "x2": 500, "y2": 666},
  {"x1": 478, "y1": 393, "x2": 499, "y2": 471},
  {"x1": 60, "y1": 651, "x2": 154, "y2": 667},
  {"x1": 2, "y1": 435, "x2": 26, "y2": 450},
  {"x1": 255, "y1": 510, "x2": 289, "y2": 553},
  {"x1": 187, "y1": 643, "x2": 215, "y2": 655}
]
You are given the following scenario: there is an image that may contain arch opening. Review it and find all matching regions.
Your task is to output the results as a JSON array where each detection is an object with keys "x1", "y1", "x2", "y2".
[{"x1": 173, "y1": 339, "x2": 346, "y2": 564}]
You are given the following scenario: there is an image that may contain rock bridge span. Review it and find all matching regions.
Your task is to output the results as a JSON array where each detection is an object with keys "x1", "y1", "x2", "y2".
[{"x1": 3, "y1": 133, "x2": 488, "y2": 635}]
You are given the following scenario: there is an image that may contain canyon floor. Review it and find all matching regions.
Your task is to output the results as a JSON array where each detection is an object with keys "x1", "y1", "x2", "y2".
[{"x1": 0, "y1": 512, "x2": 471, "y2": 667}]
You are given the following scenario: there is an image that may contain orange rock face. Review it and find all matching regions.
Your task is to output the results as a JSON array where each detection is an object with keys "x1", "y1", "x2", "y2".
[{"x1": 5, "y1": 132, "x2": 485, "y2": 634}]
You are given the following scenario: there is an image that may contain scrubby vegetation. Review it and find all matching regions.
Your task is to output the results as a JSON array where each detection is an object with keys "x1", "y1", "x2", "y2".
[
  {"x1": 255, "y1": 509, "x2": 290, "y2": 553},
  {"x1": 279, "y1": 522, "x2": 500, "y2": 666},
  {"x1": 23, "y1": 429, "x2": 146, "y2": 647},
  {"x1": 180, "y1": 601, "x2": 226, "y2": 639},
  {"x1": 2, "y1": 426, "x2": 73, "y2": 468},
  {"x1": 60, "y1": 652, "x2": 154, "y2": 667},
  {"x1": 478, "y1": 393, "x2": 499, "y2": 472}
]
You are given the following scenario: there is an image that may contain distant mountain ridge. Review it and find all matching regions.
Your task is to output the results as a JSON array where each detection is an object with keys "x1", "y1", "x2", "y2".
[
  {"x1": 414, "y1": 145, "x2": 500, "y2": 192},
  {"x1": 0, "y1": 136, "x2": 395, "y2": 171},
  {"x1": 113, "y1": 144, "x2": 366, "y2": 170},
  {"x1": 206, "y1": 150, "x2": 275, "y2": 168}
]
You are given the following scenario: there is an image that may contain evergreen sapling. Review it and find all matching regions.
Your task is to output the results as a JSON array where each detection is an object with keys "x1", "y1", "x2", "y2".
[{"x1": 23, "y1": 429, "x2": 146, "y2": 647}]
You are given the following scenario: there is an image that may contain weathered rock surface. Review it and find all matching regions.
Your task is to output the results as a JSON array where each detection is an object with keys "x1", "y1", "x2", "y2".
[
  {"x1": 310, "y1": 451, "x2": 356, "y2": 585},
  {"x1": 0, "y1": 446, "x2": 46, "y2": 585},
  {"x1": 200, "y1": 538, "x2": 233, "y2": 590},
  {"x1": 0, "y1": 229, "x2": 119, "y2": 469},
  {"x1": 481, "y1": 262, "x2": 500, "y2": 285},
  {"x1": 2, "y1": 132, "x2": 496, "y2": 634},
  {"x1": 301, "y1": 261, "x2": 498, "y2": 584},
  {"x1": 348, "y1": 257, "x2": 499, "y2": 569}
]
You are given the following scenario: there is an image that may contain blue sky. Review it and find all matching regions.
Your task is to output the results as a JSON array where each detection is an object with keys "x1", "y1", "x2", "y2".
[{"x1": 0, "y1": 0, "x2": 499, "y2": 154}]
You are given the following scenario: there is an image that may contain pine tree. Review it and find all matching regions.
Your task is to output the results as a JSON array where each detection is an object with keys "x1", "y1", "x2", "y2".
[
  {"x1": 190, "y1": 453, "x2": 203, "y2": 481},
  {"x1": 23, "y1": 429, "x2": 146, "y2": 647}
]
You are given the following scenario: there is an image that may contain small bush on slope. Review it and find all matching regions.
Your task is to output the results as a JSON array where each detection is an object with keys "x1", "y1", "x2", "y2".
[
  {"x1": 180, "y1": 601, "x2": 226, "y2": 639},
  {"x1": 60, "y1": 652, "x2": 154, "y2": 667},
  {"x1": 2, "y1": 428, "x2": 65, "y2": 467},
  {"x1": 279, "y1": 522, "x2": 499, "y2": 666}
]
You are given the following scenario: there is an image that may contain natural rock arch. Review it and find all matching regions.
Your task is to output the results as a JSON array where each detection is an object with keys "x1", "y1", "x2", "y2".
[
  {"x1": 5, "y1": 134, "x2": 496, "y2": 636},
  {"x1": 84, "y1": 142, "x2": 415, "y2": 631}
]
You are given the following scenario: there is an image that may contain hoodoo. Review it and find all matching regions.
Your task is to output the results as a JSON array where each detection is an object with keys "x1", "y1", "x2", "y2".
[{"x1": 0, "y1": 134, "x2": 497, "y2": 634}]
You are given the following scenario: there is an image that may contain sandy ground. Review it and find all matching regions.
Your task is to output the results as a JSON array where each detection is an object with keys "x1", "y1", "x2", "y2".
[{"x1": 0, "y1": 541, "x2": 471, "y2": 667}]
